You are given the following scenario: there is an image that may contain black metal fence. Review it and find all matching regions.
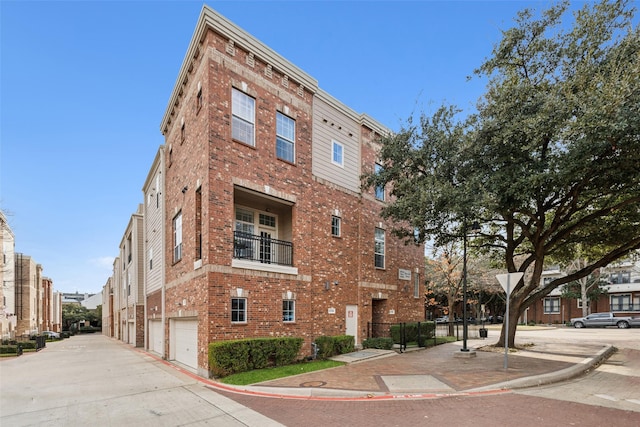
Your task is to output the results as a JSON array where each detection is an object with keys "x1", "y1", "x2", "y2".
[
  {"x1": 368, "y1": 321, "x2": 484, "y2": 350},
  {"x1": 233, "y1": 231, "x2": 293, "y2": 266}
]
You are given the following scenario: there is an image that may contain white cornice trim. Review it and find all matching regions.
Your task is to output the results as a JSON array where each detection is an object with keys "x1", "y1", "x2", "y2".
[{"x1": 160, "y1": 5, "x2": 318, "y2": 134}]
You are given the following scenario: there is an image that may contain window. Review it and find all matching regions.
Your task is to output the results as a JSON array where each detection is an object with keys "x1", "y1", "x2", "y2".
[
  {"x1": 196, "y1": 86, "x2": 203, "y2": 111},
  {"x1": 149, "y1": 248, "x2": 153, "y2": 271},
  {"x1": 235, "y1": 208, "x2": 255, "y2": 234},
  {"x1": 374, "y1": 228, "x2": 385, "y2": 269},
  {"x1": 543, "y1": 297, "x2": 560, "y2": 314},
  {"x1": 610, "y1": 294, "x2": 631, "y2": 311},
  {"x1": 610, "y1": 271, "x2": 631, "y2": 284},
  {"x1": 181, "y1": 121, "x2": 185, "y2": 143},
  {"x1": 195, "y1": 188, "x2": 202, "y2": 260},
  {"x1": 276, "y1": 112, "x2": 295, "y2": 163},
  {"x1": 282, "y1": 300, "x2": 295, "y2": 322},
  {"x1": 173, "y1": 212, "x2": 182, "y2": 263},
  {"x1": 231, "y1": 298, "x2": 247, "y2": 323},
  {"x1": 331, "y1": 216, "x2": 341, "y2": 237},
  {"x1": 332, "y1": 140, "x2": 344, "y2": 167},
  {"x1": 127, "y1": 235, "x2": 132, "y2": 264},
  {"x1": 375, "y1": 163, "x2": 385, "y2": 201},
  {"x1": 232, "y1": 88, "x2": 255, "y2": 146},
  {"x1": 414, "y1": 272, "x2": 420, "y2": 298}
]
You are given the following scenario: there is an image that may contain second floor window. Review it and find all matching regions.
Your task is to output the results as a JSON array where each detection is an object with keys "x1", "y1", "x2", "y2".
[
  {"x1": 375, "y1": 227, "x2": 385, "y2": 269},
  {"x1": 232, "y1": 88, "x2": 255, "y2": 146},
  {"x1": 331, "y1": 216, "x2": 341, "y2": 237},
  {"x1": 173, "y1": 211, "x2": 182, "y2": 263},
  {"x1": 276, "y1": 112, "x2": 295, "y2": 163},
  {"x1": 610, "y1": 271, "x2": 631, "y2": 284}
]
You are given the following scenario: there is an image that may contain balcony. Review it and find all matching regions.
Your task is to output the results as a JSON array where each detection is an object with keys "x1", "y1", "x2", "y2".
[{"x1": 233, "y1": 231, "x2": 293, "y2": 266}]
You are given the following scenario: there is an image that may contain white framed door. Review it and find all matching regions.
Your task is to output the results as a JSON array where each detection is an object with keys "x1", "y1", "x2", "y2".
[
  {"x1": 149, "y1": 319, "x2": 163, "y2": 355},
  {"x1": 346, "y1": 305, "x2": 358, "y2": 346}
]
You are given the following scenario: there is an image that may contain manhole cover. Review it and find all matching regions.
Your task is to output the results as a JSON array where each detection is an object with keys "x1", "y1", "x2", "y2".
[{"x1": 300, "y1": 381, "x2": 327, "y2": 387}]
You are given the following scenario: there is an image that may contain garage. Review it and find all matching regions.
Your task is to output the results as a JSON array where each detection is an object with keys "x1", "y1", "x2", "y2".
[
  {"x1": 127, "y1": 322, "x2": 135, "y2": 345},
  {"x1": 148, "y1": 319, "x2": 163, "y2": 355},
  {"x1": 170, "y1": 318, "x2": 198, "y2": 370}
]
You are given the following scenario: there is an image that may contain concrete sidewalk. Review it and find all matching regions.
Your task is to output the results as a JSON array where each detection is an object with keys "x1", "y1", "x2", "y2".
[{"x1": 214, "y1": 338, "x2": 614, "y2": 400}]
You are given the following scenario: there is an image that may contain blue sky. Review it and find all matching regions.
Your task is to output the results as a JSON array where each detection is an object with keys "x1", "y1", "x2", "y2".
[{"x1": 1, "y1": 1, "x2": 600, "y2": 294}]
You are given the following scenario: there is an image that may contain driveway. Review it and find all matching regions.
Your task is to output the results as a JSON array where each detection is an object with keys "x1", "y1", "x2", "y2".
[{"x1": 0, "y1": 334, "x2": 281, "y2": 426}]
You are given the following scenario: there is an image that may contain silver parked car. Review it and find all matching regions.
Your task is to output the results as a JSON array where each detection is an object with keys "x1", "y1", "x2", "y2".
[{"x1": 42, "y1": 331, "x2": 60, "y2": 339}]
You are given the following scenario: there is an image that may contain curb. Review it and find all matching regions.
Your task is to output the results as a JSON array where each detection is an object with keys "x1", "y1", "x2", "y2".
[{"x1": 466, "y1": 344, "x2": 616, "y2": 392}]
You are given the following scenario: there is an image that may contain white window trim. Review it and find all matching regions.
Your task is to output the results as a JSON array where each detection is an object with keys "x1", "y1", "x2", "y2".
[
  {"x1": 276, "y1": 112, "x2": 295, "y2": 163},
  {"x1": 331, "y1": 140, "x2": 344, "y2": 167},
  {"x1": 232, "y1": 88, "x2": 255, "y2": 146},
  {"x1": 231, "y1": 297, "x2": 247, "y2": 323},
  {"x1": 283, "y1": 300, "x2": 295, "y2": 323}
]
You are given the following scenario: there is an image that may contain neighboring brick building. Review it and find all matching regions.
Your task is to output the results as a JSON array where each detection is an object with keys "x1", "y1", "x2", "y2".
[
  {"x1": 142, "y1": 147, "x2": 166, "y2": 357},
  {"x1": 154, "y1": 6, "x2": 425, "y2": 376},
  {"x1": 14, "y1": 254, "x2": 42, "y2": 336},
  {"x1": 118, "y1": 206, "x2": 145, "y2": 347},
  {"x1": 526, "y1": 260, "x2": 640, "y2": 325}
]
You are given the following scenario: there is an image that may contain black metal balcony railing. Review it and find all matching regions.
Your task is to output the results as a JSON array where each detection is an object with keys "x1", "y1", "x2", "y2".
[{"x1": 233, "y1": 231, "x2": 293, "y2": 267}]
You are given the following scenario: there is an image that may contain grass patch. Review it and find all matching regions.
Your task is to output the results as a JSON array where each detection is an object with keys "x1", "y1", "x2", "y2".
[{"x1": 219, "y1": 359, "x2": 345, "y2": 385}]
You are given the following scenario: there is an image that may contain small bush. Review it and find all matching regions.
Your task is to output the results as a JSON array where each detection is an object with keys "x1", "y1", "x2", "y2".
[
  {"x1": 208, "y1": 337, "x2": 303, "y2": 378},
  {"x1": 314, "y1": 335, "x2": 354, "y2": 359},
  {"x1": 362, "y1": 337, "x2": 394, "y2": 350},
  {"x1": 0, "y1": 345, "x2": 19, "y2": 354}
]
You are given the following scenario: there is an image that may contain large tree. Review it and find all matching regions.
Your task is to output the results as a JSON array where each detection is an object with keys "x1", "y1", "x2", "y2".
[{"x1": 363, "y1": 0, "x2": 640, "y2": 347}]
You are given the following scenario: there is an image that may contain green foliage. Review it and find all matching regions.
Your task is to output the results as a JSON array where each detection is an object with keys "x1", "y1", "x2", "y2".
[
  {"x1": 362, "y1": 0, "x2": 640, "y2": 348},
  {"x1": 208, "y1": 337, "x2": 303, "y2": 378},
  {"x1": 361, "y1": 337, "x2": 394, "y2": 350},
  {"x1": 219, "y1": 359, "x2": 344, "y2": 386},
  {"x1": 0, "y1": 345, "x2": 19, "y2": 354},
  {"x1": 62, "y1": 304, "x2": 100, "y2": 331},
  {"x1": 314, "y1": 335, "x2": 355, "y2": 359}
]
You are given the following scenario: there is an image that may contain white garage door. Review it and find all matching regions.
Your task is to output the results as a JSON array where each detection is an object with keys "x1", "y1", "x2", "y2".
[
  {"x1": 149, "y1": 320, "x2": 163, "y2": 355},
  {"x1": 171, "y1": 319, "x2": 198, "y2": 370},
  {"x1": 127, "y1": 322, "x2": 135, "y2": 345}
]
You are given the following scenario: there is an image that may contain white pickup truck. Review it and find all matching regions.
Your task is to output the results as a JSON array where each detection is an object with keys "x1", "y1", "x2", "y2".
[{"x1": 570, "y1": 312, "x2": 633, "y2": 329}]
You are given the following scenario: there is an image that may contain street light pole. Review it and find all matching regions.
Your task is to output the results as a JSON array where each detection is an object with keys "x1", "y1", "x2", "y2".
[
  {"x1": 461, "y1": 221, "x2": 470, "y2": 352},
  {"x1": 461, "y1": 220, "x2": 480, "y2": 354}
]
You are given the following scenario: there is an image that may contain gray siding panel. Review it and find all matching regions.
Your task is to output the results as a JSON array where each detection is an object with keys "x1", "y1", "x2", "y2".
[{"x1": 312, "y1": 97, "x2": 361, "y2": 193}]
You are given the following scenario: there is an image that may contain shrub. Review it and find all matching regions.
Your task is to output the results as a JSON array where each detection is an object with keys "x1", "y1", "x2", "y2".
[
  {"x1": 0, "y1": 345, "x2": 19, "y2": 354},
  {"x1": 362, "y1": 337, "x2": 394, "y2": 350},
  {"x1": 314, "y1": 335, "x2": 354, "y2": 359},
  {"x1": 208, "y1": 337, "x2": 303, "y2": 378}
]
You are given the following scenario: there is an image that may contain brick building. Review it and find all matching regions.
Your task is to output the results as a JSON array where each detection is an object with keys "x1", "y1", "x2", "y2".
[{"x1": 154, "y1": 6, "x2": 425, "y2": 376}]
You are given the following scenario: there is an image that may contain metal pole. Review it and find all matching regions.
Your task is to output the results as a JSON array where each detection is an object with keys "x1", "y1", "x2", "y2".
[
  {"x1": 504, "y1": 275, "x2": 510, "y2": 369},
  {"x1": 462, "y1": 224, "x2": 469, "y2": 352}
]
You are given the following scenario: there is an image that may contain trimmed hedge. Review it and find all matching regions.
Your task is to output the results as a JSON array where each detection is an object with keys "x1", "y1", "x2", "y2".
[
  {"x1": 314, "y1": 335, "x2": 354, "y2": 359},
  {"x1": 390, "y1": 322, "x2": 435, "y2": 345},
  {"x1": 0, "y1": 345, "x2": 19, "y2": 354},
  {"x1": 362, "y1": 337, "x2": 394, "y2": 350},
  {"x1": 209, "y1": 337, "x2": 303, "y2": 378}
]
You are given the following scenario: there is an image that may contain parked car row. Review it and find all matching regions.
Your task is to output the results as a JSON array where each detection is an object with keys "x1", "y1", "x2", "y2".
[{"x1": 434, "y1": 315, "x2": 503, "y2": 324}]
